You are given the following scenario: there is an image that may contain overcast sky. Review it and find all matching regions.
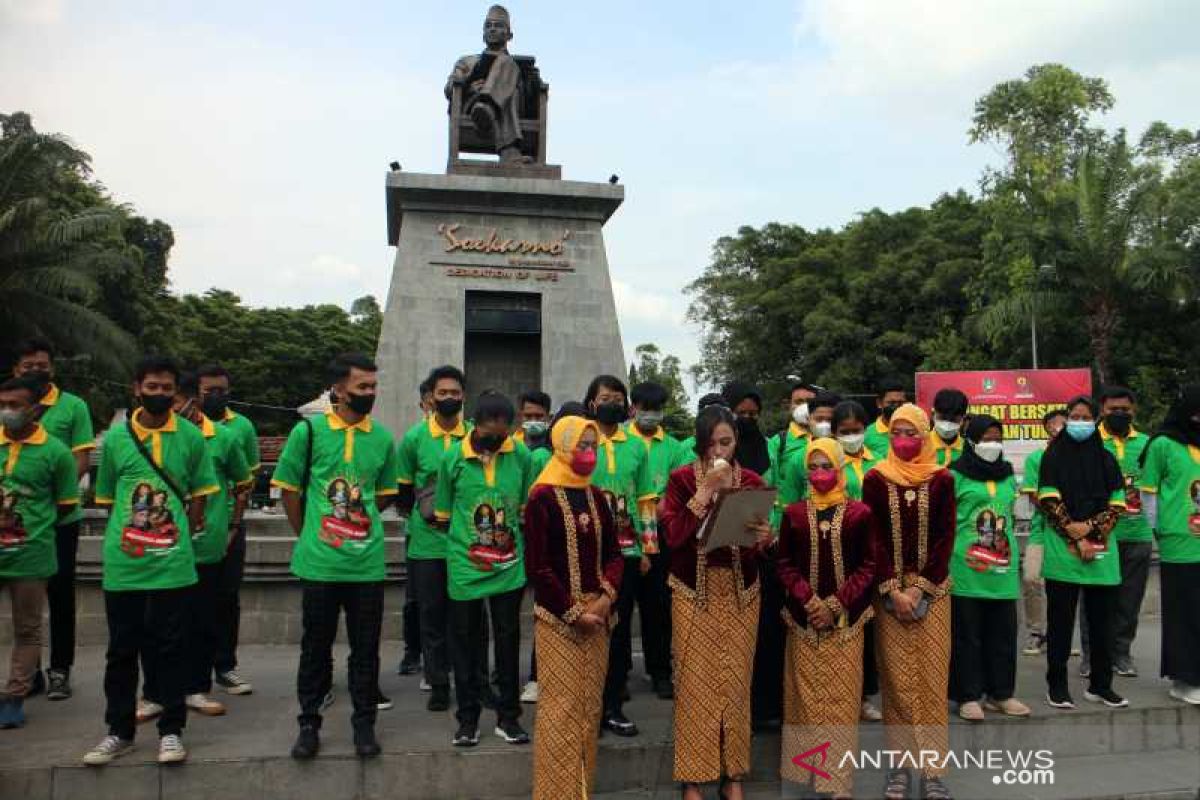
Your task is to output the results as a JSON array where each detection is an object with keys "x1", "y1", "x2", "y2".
[{"x1": 3, "y1": 0, "x2": 1197, "y2": 396}]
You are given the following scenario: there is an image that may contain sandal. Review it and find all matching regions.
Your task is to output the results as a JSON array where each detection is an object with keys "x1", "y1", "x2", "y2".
[
  {"x1": 884, "y1": 768, "x2": 911, "y2": 800},
  {"x1": 679, "y1": 782, "x2": 702, "y2": 800},
  {"x1": 922, "y1": 775, "x2": 953, "y2": 800},
  {"x1": 719, "y1": 776, "x2": 743, "y2": 800}
]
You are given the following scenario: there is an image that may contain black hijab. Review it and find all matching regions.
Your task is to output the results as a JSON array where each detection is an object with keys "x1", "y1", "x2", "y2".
[
  {"x1": 950, "y1": 414, "x2": 1013, "y2": 482},
  {"x1": 722, "y1": 381, "x2": 770, "y2": 475},
  {"x1": 1142, "y1": 385, "x2": 1200, "y2": 464},
  {"x1": 1039, "y1": 396, "x2": 1123, "y2": 520}
]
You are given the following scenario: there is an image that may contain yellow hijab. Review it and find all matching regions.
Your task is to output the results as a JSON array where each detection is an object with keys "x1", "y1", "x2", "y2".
[
  {"x1": 806, "y1": 437, "x2": 848, "y2": 510},
  {"x1": 873, "y1": 403, "x2": 943, "y2": 487},
  {"x1": 531, "y1": 416, "x2": 598, "y2": 491}
]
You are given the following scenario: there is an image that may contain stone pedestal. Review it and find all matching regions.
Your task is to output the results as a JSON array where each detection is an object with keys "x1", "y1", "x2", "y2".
[{"x1": 375, "y1": 171, "x2": 626, "y2": 437}]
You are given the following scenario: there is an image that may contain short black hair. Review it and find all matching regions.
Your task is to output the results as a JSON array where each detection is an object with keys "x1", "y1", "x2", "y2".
[
  {"x1": 418, "y1": 378, "x2": 432, "y2": 398},
  {"x1": 722, "y1": 381, "x2": 762, "y2": 411},
  {"x1": 933, "y1": 388, "x2": 969, "y2": 418},
  {"x1": 876, "y1": 377, "x2": 907, "y2": 399},
  {"x1": 1042, "y1": 408, "x2": 1068, "y2": 428},
  {"x1": 178, "y1": 372, "x2": 200, "y2": 398},
  {"x1": 789, "y1": 381, "x2": 819, "y2": 396},
  {"x1": 553, "y1": 401, "x2": 589, "y2": 424},
  {"x1": 809, "y1": 390, "x2": 842, "y2": 411},
  {"x1": 14, "y1": 337, "x2": 55, "y2": 362},
  {"x1": 326, "y1": 352, "x2": 377, "y2": 385},
  {"x1": 832, "y1": 400, "x2": 869, "y2": 428},
  {"x1": 630, "y1": 382, "x2": 669, "y2": 411},
  {"x1": 426, "y1": 365, "x2": 466, "y2": 392},
  {"x1": 474, "y1": 391, "x2": 515, "y2": 425},
  {"x1": 195, "y1": 363, "x2": 231, "y2": 382},
  {"x1": 518, "y1": 390, "x2": 552, "y2": 412},
  {"x1": 584, "y1": 374, "x2": 627, "y2": 407},
  {"x1": 135, "y1": 355, "x2": 181, "y2": 383},
  {"x1": 693, "y1": 405, "x2": 737, "y2": 458},
  {"x1": 0, "y1": 375, "x2": 44, "y2": 401},
  {"x1": 697, "y1": 392, "x2": 726, "y2": 413},
  {"x1": 1099, "y1": 385, "x2": 1136, "y2": 404}
]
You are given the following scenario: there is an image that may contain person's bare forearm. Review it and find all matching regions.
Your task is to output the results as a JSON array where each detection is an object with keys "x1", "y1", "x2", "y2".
[
  {"x1": 281, "y1": 491, "x2": 304, "y2": 535},
  {"x1": 188, "y1": 496, "x2": 208, "y2": 536}
]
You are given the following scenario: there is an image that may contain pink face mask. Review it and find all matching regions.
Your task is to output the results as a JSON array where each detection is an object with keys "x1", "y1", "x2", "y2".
[
  {"x1": 809, "y1": 467, "x2": 839, "y2": 494},
  {"x1": 571, "y1": 449, "x2": 597, "y2": 476},
  {"x1": 891, "y1": 435, "x2": 924, "y2": 462}
]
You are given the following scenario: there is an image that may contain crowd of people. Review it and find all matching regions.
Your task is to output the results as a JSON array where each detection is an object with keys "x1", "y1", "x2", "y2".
[{"x1": 0, "y1": 337, "x2": 1198, "y2": 800}]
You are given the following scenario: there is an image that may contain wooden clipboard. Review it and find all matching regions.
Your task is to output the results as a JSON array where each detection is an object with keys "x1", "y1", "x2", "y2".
[{"x1": 699, "y1": 487, "x2": 777, "y2": 552}]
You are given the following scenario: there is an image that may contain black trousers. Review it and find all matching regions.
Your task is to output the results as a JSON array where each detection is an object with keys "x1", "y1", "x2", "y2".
[
  {"x1": 603, "y1": 558, "x2": 639, "y2": 714},
  {"x1": 634, "y1": 551, "x2": 672, "y2": 680},
  {"x1": 1160, "y1": 562, "x2": 1200, "y2": 686},
  {"x1": 410, "y1": 558, "x2": 451, "y2": 689},
  {"x1": 449, "y1": 587, "x2": 522, "y2": 726},
  {"x1": 47, "y1": 520, "x2": 81, "y2": 671},
  {"x1": 751, "y1": 555, "x2": 785, "y2": 722},
  {"x1": 1045, "y1": 579, "x2": 1116, "y2": 694},
  {"x1": 862, "y1": 620, "x2": 879, "y2": 697},
  {"x1": 104, "y1": 588, "x2": 190, "y2": 740},
  {"x1": 950, "y1": 596, "x2": 1018, "y2": 703},
  {"x1": 296, "y1": 581, "x2": 383, "y2": 731},
  {"x1": 212, "y1": 523, "x2": 246, "y2": 674},
  {"x1": 402, "y1": 562, "x2": 421, "y2": 660},
  {"x1": 187, "y1": 563, "x2": 222, "y2": 694}
]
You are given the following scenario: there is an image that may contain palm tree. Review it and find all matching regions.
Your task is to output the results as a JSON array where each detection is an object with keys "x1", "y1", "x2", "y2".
[{"x1": 0, "y1": 118, "x2": 136, "y2": 370}]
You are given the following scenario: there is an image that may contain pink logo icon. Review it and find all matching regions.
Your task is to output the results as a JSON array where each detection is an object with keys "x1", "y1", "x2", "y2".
[{"x1": 791, "y1": 741, "x2": 833, "y2": 780}]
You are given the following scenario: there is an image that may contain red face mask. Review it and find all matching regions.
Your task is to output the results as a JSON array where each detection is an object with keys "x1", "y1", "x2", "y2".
[
  {"x1": 571, "y1": 449, "x2": 597, "y2": 476},
  {"x1": 892, "y1": 435, "x2": 924, "y2": 462},
  {"x1": 809, "y1": 467, "x2": 839, "y2": 494}
]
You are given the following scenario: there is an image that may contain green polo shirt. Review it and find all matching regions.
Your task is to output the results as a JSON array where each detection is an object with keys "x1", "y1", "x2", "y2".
[
  {"x1": 842, "y1": 448, "x2": 880, "y2": 501},
  {"x1": 529, "y1": 446, "x2": 553, "y2": 479},
  {"x1": 626, "y1": 423, "x2": 684, "y2": 494},
  {"x1": 1140, "y1": 437, "x2": 1200, "y2": 564},
  {"x1": 192, "y1": 415, "x2": 252, "y2": 565},
  {"x1": 220, "y1": 409, "x2": 260, "y2": 474},
  {"x1": 434, "y1": 435, "x2": 531, "y2": 601},
  {"x1": 930, "y1": 432, "x2": 965, "y2": 467},
  {"x1": 864, "y1": 417, "x2": 891, "y2": 460},
  {"x1": 1099, "y1": 423, "x2": 1152, "y2": 543},
  {"x1": 37, "y1": 384, "x2": 93, "y2": 526},
  {"x1": 397, "y1": 415, "x2": 470, "y2": 561},
  {"x1": 594, "y1": 428, "x2": 655, "y2": 558},
  {"x1": 950, "y1": 472, "x2": 1020, "y2": 600},
  {"x1": 95, "y1": 410, "x2": 219, "y2": 591},
  {"x1": 768, "y1": 424, "x2": 811, "y2": 527},
  {"x1": 1037, "y1": 479, "x2": 1124, "y2": 586},
  {"x1": 272, "y1": 412, "x2": 399, "y2": 583},
  {"x1": 0, "y1": 425, "x2": 79, "y2": 579}
]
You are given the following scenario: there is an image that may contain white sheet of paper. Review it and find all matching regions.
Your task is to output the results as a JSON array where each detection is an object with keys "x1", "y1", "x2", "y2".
[{"x1": 701, "y1": 487, "x2": 778, "y2": 552}]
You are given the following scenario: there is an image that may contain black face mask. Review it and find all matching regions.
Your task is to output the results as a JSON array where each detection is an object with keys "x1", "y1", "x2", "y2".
[
  {"x1": 1105, "y1": 412, "x2": 1132, "y2": 437},
  {"x1": 435, "y1": 397, "x2": 463, "y2": 418},
  {"x1": 201, "y1": 394, "x2": 229, "y2": 420},
  {"x1": 882, "y1": 402, "x2": 902, "y2": 421},
  {"x1": 735, "y1": 416, "x2": 761, "y2": 437},
  {"x1": 473, "y1": 432, "x2": 505, "y2": 453},
  {"x1": 594, "y1": 402, "x2": 627, "y2": 426},
  {"x1": 140, "y1": 394, "x2": 173, "y2": 415},
  {"x1": 346, "y1": 392, "x2": 376, "y2": 416},
  {"x1": 24, "y1": 370, "x2": 52, "y2": 398}
]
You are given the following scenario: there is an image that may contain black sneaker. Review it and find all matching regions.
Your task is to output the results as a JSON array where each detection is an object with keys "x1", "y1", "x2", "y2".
[
  {"x1": 1084, "y1": 688, "x2": 1129, "y2": 708},
  {"x1": 652, "y1": 676, "x2": 674, "y2": 700},
  {"x1": 353, "y1": 726, "x2": 381, "y2": 758},
  {"x1": 46, "y1": 669, "x2": 72, "y2": 701},
  {"x1": 397, "y1": 654, "x2": 421, "y2": 676},
  {"x1": 602, "y1": 711, "x2": 639, "y2": 737},
  {"x1": 452, "y1": 722, "x2": 480, "y2": 747},
  {"x1": 375, "y1": 692, "x2": 393, "y2": 711},
  {"x1": 1045, "y1": 688, "x2": 1075, "y2": 710},
  {"x1": 1115, "y1": 661, "x2": 1138, "y2": 678},
  {"x1": 291, "y1": 725, "x2": 320, "y2": 760},
  {"x1": 27, "y1": 670, "x2": 45, "y2": 699},
  {"x1": 427, "y1": 685, "x2": 451, "y2": 712},
  {"x1": 494, "y1": 719, "x2": 530, "y2": 745}
]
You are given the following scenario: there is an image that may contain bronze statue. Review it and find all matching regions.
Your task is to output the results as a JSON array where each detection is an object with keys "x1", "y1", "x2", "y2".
[{"x1": 445, "y1": 5, "x2": 531, "y2": 165}]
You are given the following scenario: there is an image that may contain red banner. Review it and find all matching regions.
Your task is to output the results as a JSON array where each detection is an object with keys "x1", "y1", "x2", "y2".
[{"x1": 915, "y1": 369, "x2": 1092, "y2": 444}]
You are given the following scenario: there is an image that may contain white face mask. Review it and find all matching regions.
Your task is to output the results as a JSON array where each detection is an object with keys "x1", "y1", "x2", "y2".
[
  {"x1": 934, "y1": 418, "x2": 960, "y2": 442},
  {"x1": 812, "y1": 421, "x2": 832, "y2": 438},
  {"x1": 974, "y1": 441, "x2": 1004, "y2": 463},
  {"x1": 792, "y1": 403, "x2": 810, "y2": 427},
  {"x1": 838, "y1": 432, "x2": 865, "y2": 455}
]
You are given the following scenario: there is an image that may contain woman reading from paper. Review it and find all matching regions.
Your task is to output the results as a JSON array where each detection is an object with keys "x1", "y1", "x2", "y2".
[
  {"x1": 776, "y1": 438, "x2": 879, "y2": 800},
  {"x1": 523, "y1": 416, "x2": 624, "y2": 800},
  {"x1": 659, "y1": 405, "x2": 772, "y2": 800}
]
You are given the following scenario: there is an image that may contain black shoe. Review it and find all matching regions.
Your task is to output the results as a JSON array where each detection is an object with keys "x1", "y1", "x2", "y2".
[
  {"x1": 494, "y1": 719, "x2": 530, "y2": 745},
  {"x1": 46, "y1": 669, "x2": 72, "y2": 701},
  {"x1": 375, "y1": 692, "x2": 393, "y2": 711},
  {"x1": 652, "y1": 676, "x2": 674, "y2": 700},
  {"x1": 427, "y1": 685, "x2": 451, "y2": 712},
  {"x1": 1084, "y1": 688, "x2": 1129, "y2": 708},
  {"x1": 291, "y1": 725, "x2": 320, "y2": 760},
  {"x1": 27, "y1": 670, "x2": 45, "y2": 699},
  {"x1": 397, "y1": 654, "x2": 421, "y2": 676},
  {"x1": 452, "y1": 721, "x2": 480, "y2": 747},
  {"x1": 1045, "y1": 688, "x2": 1075, "y2": 710},
  {"x1": 354, "y1": 726, "x2": 381, "y2": 758},
  {"x1": 602, "y1": 711, "x2": 638, "y2": 737}
]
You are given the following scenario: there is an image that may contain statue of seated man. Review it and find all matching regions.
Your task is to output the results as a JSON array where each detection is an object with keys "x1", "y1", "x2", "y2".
[{"x1": 445, "y1": 5, "x2": 531, "y2": 165}]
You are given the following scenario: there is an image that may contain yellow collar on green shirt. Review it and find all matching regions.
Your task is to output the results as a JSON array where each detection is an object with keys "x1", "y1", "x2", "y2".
[
  {"x1": 788, "y1": 422, "x2": 811, "y2": 440},
  {"x1": 628, "y1": 424, "x2": 664, "y2": 442},
  {"x1": 40, "y1": 383, "x2": 61, "y2": 407},
  {"x1": 130, "y1": 408, "x2": 178, "y2": 437},
  {"x1": 0, "y1": 423, "x2": 48, "y2": 446},
  {"x1": 326, "y1": 410, "x2": 372, "y2": 433},
  {"x1": 429, "y1": 414, "x2": 466, "y2": 438},
  {"x1": 461, "y1": 434, "x2": 515, "y2": 460},
  {"x1": 1099, "y1": 422, "x2": 1140, "y2": 440}
]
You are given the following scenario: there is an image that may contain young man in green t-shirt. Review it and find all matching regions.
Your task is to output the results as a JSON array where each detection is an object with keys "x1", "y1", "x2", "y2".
[
  {"x1": 84, "y1": 356, "x2": 219, "y2": 767},
  {"x1": 0, "y1": 376, "x2": 79, "y2": 729},
  {"x1": 1019, "y1": 409, "x2": 1066, "y2": 657},
  {"x1": 396, "y1": 364, "x2": 469, "y2": 712},
  {"x1": 194, "y1": 363, "x2": 260, "y2": 696},
  {"x1": 12, "y1": 337, "x2": 94, "y2": 701},
  {"x1": 398, "y1": 377, "x2": 433, "y2": 678},
  {"x1": 863, "y1": 378, "x2": 907, "y2": 457},
  {"x1": 272, "y1": 353, "x2": 399, "y2": 760},
  {"x1": 434, "y1": 392, "x2": 532, "y2": 747}
]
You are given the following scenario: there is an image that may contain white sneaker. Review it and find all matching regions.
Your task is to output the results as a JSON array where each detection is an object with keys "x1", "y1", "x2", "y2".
[
  {"x1": 82, "y1": 735, "x2": 135, "y2": 766},
  {"x1": 136, "y1": 699, "x2": 163, "y2": 724},
  {"x1": 419, "y1": 678, "x2": 432, "y2": 692},
  {"x1": 215, "y1": 669, "x2": 254, "y2": 696},
  {"x1": 1169, "y1": 681, "x2": 1200, "y2": 705},
  {"x1": 157, "y1": 734, "x2": 188, "y2": 764},
  {"x1": 186, "y1": 693, "x2": 227, "y2": 716},
  {"x1": 520, "y1": 681, "x2": 539, "y2": 704}
]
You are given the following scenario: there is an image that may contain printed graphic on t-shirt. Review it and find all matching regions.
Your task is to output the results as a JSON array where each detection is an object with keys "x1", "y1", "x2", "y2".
[
  {"x1": 0, "y1": 487, "x2": 27, "y2": 550},
  {"x1": 467, "y1": 501, "x2": 517, "y2": 571},
  {"x1": 1189, "y1": 480, "x2": 1200, "y2": 535},
  {"x1": 965, "y1": 509, "x2": 1011, "y2": 572},
  {"x1": 1123, "y1": 475, "x2": 1142, "y2": 515},
  {"x1": 601, "y1": 489, "x2": 636, "y2": 550},
  {"x1": 121, "y1": 483, "x2": 179, "y2": 557},
  {"x1": 320, "y1": 477, "x2": 370, "y2": 548}
]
